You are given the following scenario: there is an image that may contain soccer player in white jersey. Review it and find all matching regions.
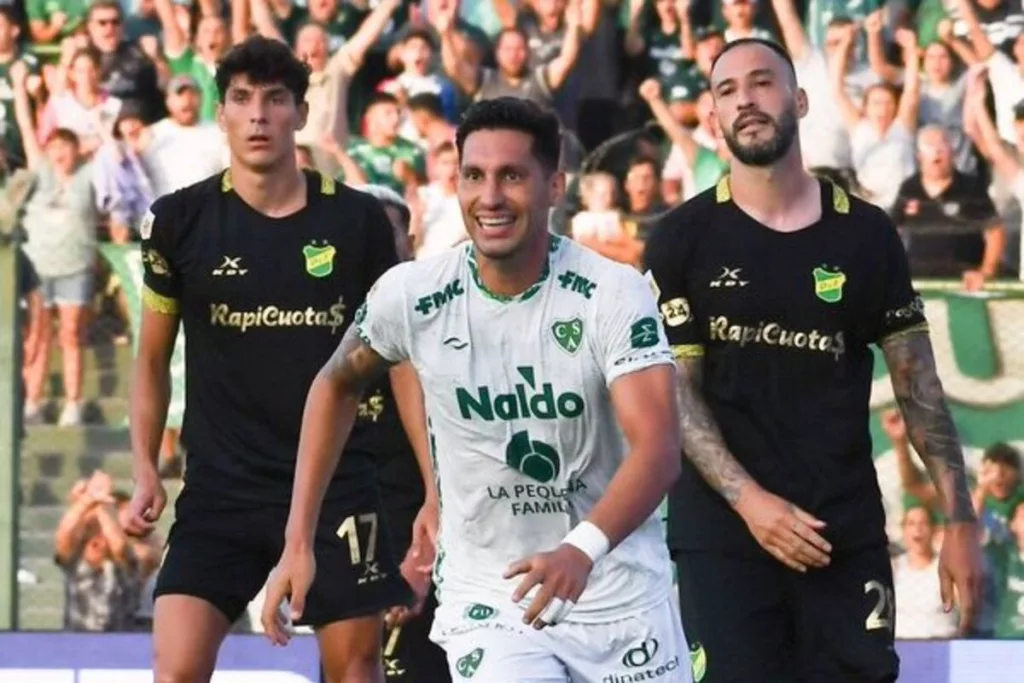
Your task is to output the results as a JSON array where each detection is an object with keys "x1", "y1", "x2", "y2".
[{"x1": 261, "y1": 97, "x2": 691, "y2": 683}]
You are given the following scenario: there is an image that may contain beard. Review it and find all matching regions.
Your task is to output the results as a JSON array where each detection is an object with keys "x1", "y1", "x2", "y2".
[{"x1": 722, "y1": 103, "x2": 799, "y2": 167}]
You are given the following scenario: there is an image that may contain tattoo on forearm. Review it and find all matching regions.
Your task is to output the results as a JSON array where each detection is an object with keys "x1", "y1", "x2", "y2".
[
  {"x1": 675, "y1": 358, "x2": 754, "y2": 507},
  {"x1": 882, "y1": 331, "x2": 975, "y2": 523},
  {"x1": 324, "y1": 326, "x2": 390, "y2": 395}
]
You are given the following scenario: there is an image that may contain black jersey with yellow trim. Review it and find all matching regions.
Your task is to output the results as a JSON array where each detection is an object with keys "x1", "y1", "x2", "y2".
[
  {"x1": 140, "y1": 169, "x2": 399, "y2": 506},
  {"x1": 644, "y1": 176, "x2": 928, "y2": 554}
]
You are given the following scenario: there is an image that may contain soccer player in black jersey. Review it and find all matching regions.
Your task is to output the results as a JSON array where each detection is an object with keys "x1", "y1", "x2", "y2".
[
  {"x1": 127, "y1": 37, "x2": 423, "y2": 682},
  {"x1": 644, "y1": 38, "x2": 983, "y2": 683}
]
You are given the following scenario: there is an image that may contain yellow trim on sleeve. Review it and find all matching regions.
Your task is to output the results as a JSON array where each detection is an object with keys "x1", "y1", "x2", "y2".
[
  {"x1": 321, "y1": 174, "x2": 336, "y2": 194},
  {"x1": 143, "y1": 286, "x2": 180, "y2": 315},
  {"x1": 879, "y1": 321, "x2": 930, "y2": 346},
  {"x1": 831, "y1": 182, "x2": 850, "y2": 214},
  {"x1": 671, "y1": 344, "x2": 705, "y2": 359},
  {"x1": 715, "y1": 177, "x2": 731, "y2": 203},
  {"x1": 221, "y1": 169, "x2": 233, "y2": 193}
]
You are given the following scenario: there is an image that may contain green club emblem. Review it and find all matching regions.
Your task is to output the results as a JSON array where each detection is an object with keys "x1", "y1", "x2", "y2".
[
  {"x1": 551, "y1": 318, "x2": 583, "y2": 355},
  {"x1": 813, "y1": 266, "x2": 846, "y2": 303},
  {"x1": 629, "y1": 316, "x2": 660, "y2": 349},
  {"x1": 303, "y1": 241, "x2": 336, "y2": 278},
  {"x1": 464, "y1": 603, "x2": 496, "y2": 621},
  {"x1": 505, "y1": 430, "x2": 560, "y2": 483},
  {"x1": 456, "y1": 648, "x2": 484, "y2": 678}
]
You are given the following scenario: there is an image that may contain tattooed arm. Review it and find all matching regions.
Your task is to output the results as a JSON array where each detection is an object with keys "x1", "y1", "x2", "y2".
[
  {"x1": 881, "y1": 330, "x2": 976, "y2": 523},
  {"x1": 675, "y1": 355, "x2": 755, "y2": 506},
  {"x1": 675, "y1": 354, "x2": 832, "y2": 571},
  {"x1": 284, "y1": 326, "x2": 393, "y2": 548}
]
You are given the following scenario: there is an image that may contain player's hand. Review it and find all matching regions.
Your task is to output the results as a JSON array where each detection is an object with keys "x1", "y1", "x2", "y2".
[
  {"x1": 505, "y1": 544, "x2": 593, "y2": 630},
  {"x1": 735, "y1": 486, "x2": 832, "y2": 572},
  {"x1": 385, "y1": 546, "x2": 432, "y2": 628},
  {"x1": 126, "y1": 467, "x2": 166, "y2": 535},
  {"x1": 261, "y1": 545, "x2": 316, "y2": 646},
  {"x1": 409, "y1": 498, "x2": 439, "y2": 572},
  {"x1": 938, "y1": 521, "x2": 983, "y2": 635}
]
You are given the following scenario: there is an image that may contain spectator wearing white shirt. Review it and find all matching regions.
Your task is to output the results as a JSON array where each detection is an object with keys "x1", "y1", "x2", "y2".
[
  {"x1": 893, "y1": 505, "x2": 960, "y2": 640},
  {"x1": 141, "y1": 73, "x2": 225, "y2": 197},
  {"x1": 39, "y1": 47, "x2": 121, "y2": 159},
  {"x1": 411, "y1": 140, "x2": 466, "y2": 259},
  {"x1": 832, "y1": 23, "x2": 920, "y2": 211}
]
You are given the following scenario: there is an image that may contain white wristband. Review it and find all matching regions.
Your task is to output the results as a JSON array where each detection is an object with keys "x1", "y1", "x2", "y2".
[{"x1": 562, "y1": 521, "x2": 610, "y2": 564}]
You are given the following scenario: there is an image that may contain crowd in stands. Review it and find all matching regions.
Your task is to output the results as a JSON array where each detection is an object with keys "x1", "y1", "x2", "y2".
[{"x1": 4, "y1": 0, "x2": 1024, "y2": 639}]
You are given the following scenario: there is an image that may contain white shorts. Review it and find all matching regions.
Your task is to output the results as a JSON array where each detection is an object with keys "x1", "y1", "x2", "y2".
[{"x1": 430, "y1": 595, "x2": 692, "y2": 682}]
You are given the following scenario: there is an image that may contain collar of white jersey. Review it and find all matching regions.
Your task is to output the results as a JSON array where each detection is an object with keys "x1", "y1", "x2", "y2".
[{"x1": 466, "y1": 234, "x2": 563, "y2": 303}]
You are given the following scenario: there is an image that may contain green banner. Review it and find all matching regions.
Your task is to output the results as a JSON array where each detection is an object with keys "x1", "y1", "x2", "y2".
[
  {"x1": 99, "y1": 244, "x2": 185, "y2": 428},
  {"x1": 871, "y1": 282, "x2": 1024, "y2": 539}
]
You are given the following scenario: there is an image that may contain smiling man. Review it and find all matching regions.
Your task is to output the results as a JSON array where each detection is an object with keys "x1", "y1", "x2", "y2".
[{"x1": 262, "y1": 97, "x2": 691, "y2": 682}]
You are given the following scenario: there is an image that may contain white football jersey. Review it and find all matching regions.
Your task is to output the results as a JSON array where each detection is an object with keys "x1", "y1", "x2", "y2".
[{"x1": 356, "y1": 236, "x2": 675, "y2": 622}]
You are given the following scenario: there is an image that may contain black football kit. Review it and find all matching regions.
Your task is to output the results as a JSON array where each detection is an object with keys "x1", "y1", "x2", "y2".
[
  {"x1": 645, "y1": 178, "x2": 929, "y2": 683},
  {"x1": 141, "y1": 170, "x2": 411, "y2": 625}
]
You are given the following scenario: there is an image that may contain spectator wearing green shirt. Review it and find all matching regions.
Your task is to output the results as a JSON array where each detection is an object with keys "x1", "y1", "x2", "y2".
[
  {"x1": 27, "y1": 0, "x2": 88, "y2": 45},
  {"x1": 994, "y1": 500, "x2": 1024, "y2": 638},
  {"x1": 0, "y1": 7, "x2": 43, "y2": 169},
  {"x1": 153, "y1": 0, "x2": 228, "y2": 122},
  {"x1": 624, "y1": 0, "x2": 688, "y2": 80},
  {"x1": 346, "y1": 91, "x2": 425, "y2": 195},
  {"x1": 639, "y1": 78, "x2": 728, "y2": 204}
]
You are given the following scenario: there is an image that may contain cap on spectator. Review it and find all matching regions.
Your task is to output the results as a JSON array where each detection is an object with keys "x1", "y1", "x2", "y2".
[
  {"x1": 352, "y1": 184, "x2": 411, "y2": 226},
  {"x1": 1014, "y1": 99, "x2": 1024, "y2": 121},
  {"x1": 167, "y1": 74, "x2": 200, "y2": 94}
]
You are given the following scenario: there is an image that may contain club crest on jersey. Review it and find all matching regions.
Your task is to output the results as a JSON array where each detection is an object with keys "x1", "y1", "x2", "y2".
[
  {"x1": 551, "y1": 318, "x2": 583, "y2": 355},
  {"x1": 813, "y1": 266, "x2": 846, "y2": 303},
  {"x1": 303, "y1": 241, "x2": 336, "y2": 278}
]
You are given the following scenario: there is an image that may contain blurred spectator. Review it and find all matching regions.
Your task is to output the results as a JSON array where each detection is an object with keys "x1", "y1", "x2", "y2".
[
  {"x1": 27, "y1": 0, "x2": 87, "y2": 44},
  {"x1": 622, "y1": 154, "x2": 669, "y2": 223},
  {"x1": 967, "y1": 64, "x2": 1024, "y2": 276},
  {"x1": 142, "y1": 73, "x2": 226, "y2": 197},
  {"x1": 152, "y1": 0, "x2": 229, "y2": 122},
  {"x1": 443, "y1": 1, "x2": 582, "y2": 110},
  {"x1": 890, "y1": 125, "x2": 1005, "y2": 289},
  {"x1": 347, "y1": 91, "x2": 424, "y2": 194},
  {"x1": 406, "y1": 92, "x2": 457, "y2": 150},
  {"x1": 12, "y1": 57, "x2": 98, "y2": 427},
  {"x1": 39, "y1": 47, "x2": 122, "y2": 158},
  {"x1": 720, "y1": 0, "x2": 774, "y2": 42},
  {"x1": 994, "y1": 500, "x2": 1024, "y2": 637},
  {"x1": 92, "y1": 100, "x2": 157, "y2": 244},
  {"x1": 950, "y1": 0, "x2": 1024, "y2": 57},
  {"x1": 639, "y1": 78, "x2": 728, "y2": 203},
  {"x1": 113, "y1": 491, "x2": 162, "y2": 630},
  {"x1": 411, "y1": 139, "x2": 464, "y2": 259},
  {"x1": 833, "y1": 23, "x2": 920, "y2": 211},
  {"x1": 570, "y1": 170, "x2": 642, "y2": 266},
  {"x1": 973, "y1": 443, "x2": 1024, "y2": 547},
  {"x1": 894, "y1": 505, "x2": 960, "y2": 639},
  {"x1": 0, "y1": 7, "x2": 43, "y2": 170},
  {"x1": 953, "y1": 0, "x2": 1024, "y2": 144},
  {"x1": 84, "y1": 0, "x2": 165, "y2": 125},
  {"x1": 54, "y1": 472, "x2": 137, "y2": 632}
]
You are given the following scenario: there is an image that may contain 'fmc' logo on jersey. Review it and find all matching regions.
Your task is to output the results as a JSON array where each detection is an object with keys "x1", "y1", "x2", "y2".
[
  {"x1": 556, "y1": 270, "x2": 597, "y2": 299},
  {"x1": 456, "y1": 365, "x2": 584, "y2": 422},
  {"x1": 415, "y1": 278, "x2": 465, "y2": 315}
]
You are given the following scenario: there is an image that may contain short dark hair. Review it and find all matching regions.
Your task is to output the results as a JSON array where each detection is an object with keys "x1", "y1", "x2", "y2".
[
  {"x1": 408, "y1": 92, "x2": 444, "y2": 117},
  {"x1": 46, "y1": 128, "x2": 79, "y2": 147},
  {"x1": 403, "y1": 27, "x2": 436, "y2": 49},
  {"x1": 455, "y1": 97, "x2": 561, "y2": 172},
  {"x1": 367, "y1": 91, "x2": 400, "y2": 110},
  {"x1": 627, "y1": 154, "x2": 660, "y2": 179},
  {"x1": 87, "y1": 0, "x2": 122, "y2": 20},
  {"x1": 710, "y1": 37, "x2": 797, "y2": 84},
  {"x1": 983, "y1": 442, "x2": 1021, "y2": 471},
  {"x1": 215, "y1": 35, "x2": 310, "y2": 104}
]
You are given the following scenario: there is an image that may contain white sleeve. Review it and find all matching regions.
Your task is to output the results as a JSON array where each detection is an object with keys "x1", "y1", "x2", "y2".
[
  {"x1": 354, "y1": 264, "x2": 411, "y2": 363},
  {"x1": 597, "y1": 266, "x2": 675, "y2": 386}
]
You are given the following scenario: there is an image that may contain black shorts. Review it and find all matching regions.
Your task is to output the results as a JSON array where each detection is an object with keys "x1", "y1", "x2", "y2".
[
  {"x1": 155, "y1": 485, "x2": 412, "y2": 626},
  {"x1": 674, "y1": 545, "x2": 899, "y2": 683},
  {"x1": 382, "y1": 589, "x2": 450, "y2": 682}
]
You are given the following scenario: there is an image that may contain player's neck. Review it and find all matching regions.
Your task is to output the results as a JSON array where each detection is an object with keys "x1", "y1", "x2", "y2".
[
  {"x1": 728, "y1": 151, "x2": 818, "y2": 228},
  {"x1": 473, "y1": 232, "x2": 550, "y2": 298},
  {"x1": 228, "y1": 161, "x2": 307, "y2": 218}
]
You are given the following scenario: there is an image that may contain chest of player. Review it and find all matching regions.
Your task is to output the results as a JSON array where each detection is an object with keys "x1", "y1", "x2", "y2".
[
  {"x1": 176, "y1": 202, "x2": 363, "y2": 340},
  {"x1": 415, "y1": 284, "x2": 606, "y2": 432},
  {"x1": 680, "y1": 228, "x2": 872, "y2": 358}
]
